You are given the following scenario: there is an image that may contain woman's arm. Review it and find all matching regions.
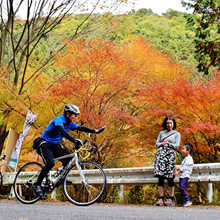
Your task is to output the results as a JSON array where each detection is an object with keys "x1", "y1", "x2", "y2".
[{"x1": 155, "y1": 132, "x2": 163, "y2": 148}]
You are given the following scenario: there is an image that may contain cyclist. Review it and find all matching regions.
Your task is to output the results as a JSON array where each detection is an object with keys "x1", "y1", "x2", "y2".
[{"x1": 34, "y1": 104, "x2": 105, "y2": 197}]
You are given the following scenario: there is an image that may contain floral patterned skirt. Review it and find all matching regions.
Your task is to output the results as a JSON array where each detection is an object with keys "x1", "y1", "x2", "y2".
[{"x1": 154, "y1": 146, "x2": 176, "y2": 179}]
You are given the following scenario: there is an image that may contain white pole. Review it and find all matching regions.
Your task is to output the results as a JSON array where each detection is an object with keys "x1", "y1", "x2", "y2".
[
  {"x1": 206, "y1": 183, "x2": 213, "y2": 203},
  {"x1": 119, "y1": 185, "x2": 124, "y2": 199},
  {"x1": 51, "y1": 188, "x2": 57, "y2": 200}
]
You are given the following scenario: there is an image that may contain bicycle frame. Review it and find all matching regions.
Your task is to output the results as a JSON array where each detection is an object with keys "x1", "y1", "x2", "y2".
[
  {"x1": 0, "y1": 155, "x2": 13, "y2": 191},
  {"x1": 52, "y1": 152, "x2": 76, "y2": 186},
  {"x1": 50, "y1": 145, "x2": 90, "y2": 186},
  {"x1": 0, "y1": 155, "x2": 13, "y2": 173}
]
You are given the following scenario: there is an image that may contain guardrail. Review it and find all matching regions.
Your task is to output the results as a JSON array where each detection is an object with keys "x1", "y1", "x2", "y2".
[
  {"x1": 2, "y1": 163, "x2": 220, "y2": 202},
  {"x1": 104, "y1": 163, "x2": 220, "y2": 184}
]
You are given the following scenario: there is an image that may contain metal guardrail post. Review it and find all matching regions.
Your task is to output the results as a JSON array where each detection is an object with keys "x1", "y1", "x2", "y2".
[
  {"x1": 119, "y1": 185, "x2": 124, "y2": 199},
  {"x1": 206, "y1": 183, "x2": 213, "y2": 203}
]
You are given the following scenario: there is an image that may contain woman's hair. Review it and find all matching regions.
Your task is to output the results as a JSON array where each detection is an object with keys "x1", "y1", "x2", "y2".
[
  {"x1": 184, "y1": 143, "x2": 193, "y2": 154},
  {"x1": 162, "y1": 116, "x2": 177, "y2": 130}
]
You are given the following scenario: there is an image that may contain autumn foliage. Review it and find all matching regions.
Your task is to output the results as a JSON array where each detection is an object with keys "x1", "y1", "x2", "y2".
[
  {"x1": 45, "y1": 37, "x2": 219, "y2": 167},
  {"x1": 1, "y1": 37, "x2": 219, "y2": 168}
]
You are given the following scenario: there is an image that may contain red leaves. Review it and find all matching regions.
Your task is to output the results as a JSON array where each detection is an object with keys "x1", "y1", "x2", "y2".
[{"x1": 140, "y1": 74, "x2": 219, "y2": 161}]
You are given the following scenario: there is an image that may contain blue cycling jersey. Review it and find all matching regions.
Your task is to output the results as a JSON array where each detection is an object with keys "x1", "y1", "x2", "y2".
[{"x1": 40, "y1": 114, "x2": 79, "y2": 145}]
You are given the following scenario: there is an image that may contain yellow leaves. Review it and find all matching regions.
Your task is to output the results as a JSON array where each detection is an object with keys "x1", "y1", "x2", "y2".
[
  {"x1": 129, "y1": 25, "x2": 136, "y2": 31},
  {"x1": 124, "y1": 36, "x2": 190, "y2": 81}
]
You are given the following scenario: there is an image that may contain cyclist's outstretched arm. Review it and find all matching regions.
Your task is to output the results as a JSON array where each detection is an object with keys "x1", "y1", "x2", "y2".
[
  {"x1": 77, "y1": 126, "x2": 106, "y2": 134},
  {"x1": 57, "y1": 125, "x2": 105, "y2": 145},
  {"x1": 57, "y1": 126, "x2": 82, "y2": 145}
]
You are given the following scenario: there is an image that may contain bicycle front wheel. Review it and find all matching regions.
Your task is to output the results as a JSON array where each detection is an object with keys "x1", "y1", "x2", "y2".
[
  {"x1": 13, "y1": 162, "x2": 43, "y2": 204},
  {"x1": 63, "y1": 161, "x2": 106, "y2": 206}
]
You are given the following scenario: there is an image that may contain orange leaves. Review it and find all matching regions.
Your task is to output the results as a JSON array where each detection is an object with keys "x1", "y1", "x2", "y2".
[
  {"x1": 53, "y1": 39, "x2": 140, "y2": 123},
  {"x1": 48, "y1": 37, "x2": 196, "y2": 166},
  {"x1": 50, "y1": 77, "x2": 89, "y2": 97},
  {"x1": 185, "y1": 121, "x2": 220, "y2": 134}
]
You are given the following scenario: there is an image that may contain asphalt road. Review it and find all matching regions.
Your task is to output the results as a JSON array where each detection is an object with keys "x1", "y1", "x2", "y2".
[{"x1": 0, "y1": 201, "x2": 219, "y2": 220}]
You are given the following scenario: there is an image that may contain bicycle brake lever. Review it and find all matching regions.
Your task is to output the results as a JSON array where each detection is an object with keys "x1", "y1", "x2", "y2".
[
  {"x1": 83, "y1": 139, "x2": 89, "y2": 145},
  {"x1": 88, "y1": 146, "x2": 96, "y2": 153}
]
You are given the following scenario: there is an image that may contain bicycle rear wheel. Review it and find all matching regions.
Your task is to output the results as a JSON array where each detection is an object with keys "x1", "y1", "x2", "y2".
[
  {"x1": 0, "y1": 171, "x2": 2, "y2": 191},
  {"x1": 63, "y1": 161, "x2": 106, "y2": 206},
  {"x1": 13, "y1": 162, "x2": 43, "y2": 204}
]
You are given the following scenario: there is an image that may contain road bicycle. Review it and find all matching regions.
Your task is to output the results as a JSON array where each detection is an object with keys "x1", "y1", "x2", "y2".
[
  {"x1": 0, "y1": 155, "x2": 6, "y2": 190},
  {"x1": 0, "y1": 155, "x2": 13, "y2": 191},
  {"x1": 13, "y1": 139, "x2": 107, "y2": 206}
]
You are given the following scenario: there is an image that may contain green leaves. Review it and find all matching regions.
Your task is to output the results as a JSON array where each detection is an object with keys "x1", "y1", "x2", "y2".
[{"x1": 182, "y1": 0, "x2": 220, "y2": 74}]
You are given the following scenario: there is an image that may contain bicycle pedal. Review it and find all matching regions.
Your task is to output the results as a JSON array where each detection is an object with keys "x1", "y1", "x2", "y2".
[
  {"x1": 41, "y1": 195, "x2": 47, "y2": 200},
  {"x1": 65, "y1": 179, "x2": 72, "y2": 185},
  {"x1": 57, "y1": 178, "x2": 72, "y2": 185}
]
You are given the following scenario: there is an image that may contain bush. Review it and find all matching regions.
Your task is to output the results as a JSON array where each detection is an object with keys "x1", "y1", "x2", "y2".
[{"x1": 102, "y1": 185, "x2": 120, "y2": 203}]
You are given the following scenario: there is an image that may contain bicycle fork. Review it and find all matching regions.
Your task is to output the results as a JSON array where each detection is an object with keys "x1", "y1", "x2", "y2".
[{"x1": 75, "y1": 154, "x2": 87, "y2": 185}]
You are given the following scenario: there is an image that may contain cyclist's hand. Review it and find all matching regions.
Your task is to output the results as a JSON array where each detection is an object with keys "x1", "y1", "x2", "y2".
[
  {"x1": 73, "y1": 138, "x2": 83, "y2": 146},
  {"x1": 95, "y1": 126, "x2": 106, "y2": 134}
]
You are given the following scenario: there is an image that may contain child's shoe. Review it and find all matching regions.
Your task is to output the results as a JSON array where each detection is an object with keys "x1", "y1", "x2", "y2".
[
  {"x1": 183, "y1": 200, "x2": 192, "y2": 207},
  {"x1": 164, "y1": 199, "x2": 175, "y2": 206},
  {"x1": 156, "y1": 199, "x2": 164, "y2": 206}
]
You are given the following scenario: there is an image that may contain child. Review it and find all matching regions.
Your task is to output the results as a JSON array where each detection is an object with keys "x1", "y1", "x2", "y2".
[{"x1": 173, "y1": 143, "x2": 194, "y2": 207}]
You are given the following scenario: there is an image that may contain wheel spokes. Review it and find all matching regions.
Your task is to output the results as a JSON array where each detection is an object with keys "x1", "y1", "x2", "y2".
[{"x1": 63, "y1": 161, "x2": 106, "y2": 206}]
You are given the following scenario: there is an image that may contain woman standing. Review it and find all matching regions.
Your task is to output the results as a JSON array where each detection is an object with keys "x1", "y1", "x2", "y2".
[{"x1": 154, "y1": 116, "x2": 180, "y2": 206}]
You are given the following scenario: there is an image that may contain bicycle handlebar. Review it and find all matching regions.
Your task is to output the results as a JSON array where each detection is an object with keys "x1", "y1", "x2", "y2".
[{"x1": 74, "y1": 139, "x2": 97, "y2": 160}]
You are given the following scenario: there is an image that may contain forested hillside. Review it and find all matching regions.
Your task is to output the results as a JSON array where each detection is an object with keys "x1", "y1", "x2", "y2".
[
  {"x1": 54, "y1": 9, "x2": 197, "y2": 70},
  {"x1": 1, "y1": 8, "x2": 219, "y2": 166},
  {"x1": 0, "y1": 1, "x2": 219, "y2": 204}
]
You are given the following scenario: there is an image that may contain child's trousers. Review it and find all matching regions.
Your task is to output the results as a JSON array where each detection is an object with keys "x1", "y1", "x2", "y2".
[{"x1": 179, "y1": 177, "x2": 190, "y2": 203}]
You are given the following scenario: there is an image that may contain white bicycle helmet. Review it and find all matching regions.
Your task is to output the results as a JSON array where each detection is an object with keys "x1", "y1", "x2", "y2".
[{"x1": 64, "y1": 104, "x2": 80, "y2": 115}]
